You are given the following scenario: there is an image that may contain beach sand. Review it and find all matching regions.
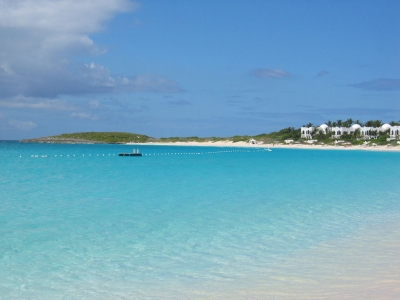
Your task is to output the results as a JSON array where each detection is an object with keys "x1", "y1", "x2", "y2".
[
  {"x1": 129, "y1": 140, "x2": 400, "y2": 152},
  {"x1": 145, "y1": 218, "x2": 400, "y2": 300}
]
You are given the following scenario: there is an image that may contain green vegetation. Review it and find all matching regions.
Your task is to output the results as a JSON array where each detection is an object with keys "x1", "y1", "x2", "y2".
[
  {"x1": 311, "y1": 131, "x2": 364, "y2": 145},
  {"x1": 157, "y1": 136, "x2": 227, "y2": 143},
  {"x1": 322, "y1": 118, "x2": 400, "y2": 128},
  {"x1": 225, "y1": 128, "x2": 302, "y2": 144},
  {"x1": 232, "y1": 135, "x2": 252, "y2": 142},
  {"x1": 256, "y1": 127, "x2": 301, "y2": 142},
  {"x1": 52, "y1": 132, "x2": 151, "y2": 143}
]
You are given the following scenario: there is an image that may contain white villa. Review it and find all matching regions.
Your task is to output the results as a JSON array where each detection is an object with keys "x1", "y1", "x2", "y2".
[{"x1": 301, "y1": 123, "x2": 400, "y2": 140}]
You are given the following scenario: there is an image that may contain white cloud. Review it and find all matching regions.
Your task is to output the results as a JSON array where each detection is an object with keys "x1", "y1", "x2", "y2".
[
  {"x1": 251, "y1": 68, "x2": 291, "y2": 79},
  {"x1": 8, "y1": 119, "x2": 37, "y2": 130},
  {"x1": 119, "y1": 74, "x2": 183, "y2": 93},
  {"x1": 72, "y1": 63, "x2": 183, "y2": 94},
  {"x1": 0, "y1": 96, "x2": 75, "y2": 110},
  {"x1": 89, "y1": 100, "x2": 100, "y2": 108},
  {"x1": 0, "y1": 1, "x2": 181, "y2": 101},
  {"x1": 71, "y1": 112, "x2": 98, "y2": 120},
  {"x1": 0, "y1": 0, "x2": 135, "y2": 62},
  {"x1": 0, "y1": 0, "x2": 134, "y2": 98}
]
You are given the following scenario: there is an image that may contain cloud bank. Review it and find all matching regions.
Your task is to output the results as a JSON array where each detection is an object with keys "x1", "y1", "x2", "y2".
[
  {"x1": 251, "y1": 68, "x2": 291, "y2": 79},
  {"x1": 8, "y1": 119, "x2": 37, "y2": 130},
  {"x1": 0, "y1": 0, "x2": 181, "y2": 101},
  {"x1": 168, "y1": 100, "x2": 191, "y2": 106},
  {"x1": 0, "y1": 96, "x2": 75, "y2": 110},
  {"x1": 348, "y1": 78, "x2": 400, "y2": 91}
]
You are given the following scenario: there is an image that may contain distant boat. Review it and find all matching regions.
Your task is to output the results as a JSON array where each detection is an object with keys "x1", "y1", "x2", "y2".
[
  {"x1": 119, "y1": 149, "x2": 143, "y2": 156},
  {"x1": 266, "y1": 148, "x2": 272, "y2": 152}
]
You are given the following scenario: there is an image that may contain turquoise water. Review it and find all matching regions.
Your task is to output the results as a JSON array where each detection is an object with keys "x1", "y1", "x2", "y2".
[{"x1": 1, "y1": 141, "x2": 400, "y2": 299}]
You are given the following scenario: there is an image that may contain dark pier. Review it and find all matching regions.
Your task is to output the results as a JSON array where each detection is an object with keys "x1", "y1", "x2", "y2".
[{"x1": 119, "y1": 149, "x2": 143, "y2": 157}]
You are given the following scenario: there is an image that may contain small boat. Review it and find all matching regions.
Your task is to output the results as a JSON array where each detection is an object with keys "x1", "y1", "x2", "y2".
[
  {"x1": 266, "y1": 148, "x2": 272, "y2": 152},
  {"x1": 119, "y1": 149, "x2": 143, "y2": 156}
]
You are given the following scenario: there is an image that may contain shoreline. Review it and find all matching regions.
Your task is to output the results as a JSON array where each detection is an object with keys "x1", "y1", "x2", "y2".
[{"x1": 127, "y1": 141, "x2": 400, "y2": 152}]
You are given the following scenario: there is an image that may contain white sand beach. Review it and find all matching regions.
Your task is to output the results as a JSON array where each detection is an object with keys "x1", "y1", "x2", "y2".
[{"x1": 129, "y1": 140, "x2": 400, "y2": 152}]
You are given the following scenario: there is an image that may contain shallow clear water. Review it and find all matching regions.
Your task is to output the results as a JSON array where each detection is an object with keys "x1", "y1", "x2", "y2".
[{"x1": 1, "y1": 141, "x2": 399, "y2": 299}]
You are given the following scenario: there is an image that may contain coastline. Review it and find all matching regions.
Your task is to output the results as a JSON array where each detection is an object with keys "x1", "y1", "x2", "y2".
[{"x1": 128, "y1": 141, "x2": 400, "y2": 152}]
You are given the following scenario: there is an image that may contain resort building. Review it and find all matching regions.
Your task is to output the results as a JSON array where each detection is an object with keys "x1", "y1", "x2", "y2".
[
  {"x1": 388, "y1": 125, "x2": 400, "y2": 139},
  {"x1": 301, "y1": 123, "x2": 400, "y2": 140},
  {"x1": 301, "y1": 126, "x2": 313, "y2": 139}
]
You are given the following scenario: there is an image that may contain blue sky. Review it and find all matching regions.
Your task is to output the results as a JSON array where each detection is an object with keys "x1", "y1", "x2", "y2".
[{"x1": 0, "y1": 0, "x2": 399, "y2": 139}]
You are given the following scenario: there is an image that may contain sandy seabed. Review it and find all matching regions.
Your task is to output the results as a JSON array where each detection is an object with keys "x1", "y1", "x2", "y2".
[{"x1": 123, "y1": 139, "x2": 400, "y2": 299}]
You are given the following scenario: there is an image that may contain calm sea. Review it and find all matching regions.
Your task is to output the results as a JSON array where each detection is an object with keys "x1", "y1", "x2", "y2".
[{"x1": 1, "y1": 141, "x2": 399, "y2": 299}]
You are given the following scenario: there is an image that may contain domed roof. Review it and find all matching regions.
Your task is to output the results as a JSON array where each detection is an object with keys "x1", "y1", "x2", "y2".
[
  {"x1": 351, "y1": 124, "x2": 361, "y2": 129},
  {"x1": 319, "y1": 124, "x2": 328, "y2": 129},
  {"x1": 382, "y1": 123, "x2": 391, "y2": 130}
]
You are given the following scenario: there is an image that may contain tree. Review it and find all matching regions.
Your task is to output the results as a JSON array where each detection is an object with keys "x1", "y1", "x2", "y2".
[
  {"x1": 365, "y1": 120, "x2": 382, "y2": 127},
  {"x1": 337, "y1": 119, "x2": 343, "y2": 127},
  {"x1": 374, "y1": 120, "x2": 383, "y2": 127},
  {"x1": 355, "y1": 120, "x2": 364, "y2": 126},
  {"x1": 344, "y1": 118, "x2": 353, "y2": 127},
  {"x1": 342, "y1": 132, "x2": 351, "y2": 140},
  {"x1": 370, "y1": 129, "x2": 378, "y2": 137},
  {"x1": 354, "y1": 128, "x2": 361, "y2": 139}
]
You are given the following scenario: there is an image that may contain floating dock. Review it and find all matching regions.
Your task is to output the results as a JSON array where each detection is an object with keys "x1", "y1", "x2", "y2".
[{"x1": 119, "y1": 149, "x2": 143, "y2": 157}]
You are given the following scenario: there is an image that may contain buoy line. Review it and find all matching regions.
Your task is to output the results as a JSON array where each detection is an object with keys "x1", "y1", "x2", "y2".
[{"x1": 22, "y1": 148, "x2": 270, "y2": 158}]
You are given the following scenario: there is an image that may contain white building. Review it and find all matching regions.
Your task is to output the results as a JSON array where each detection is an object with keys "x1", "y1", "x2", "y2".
[
  {"x1": 331, "y1": 124, "x2": 362, "y2": 138},
  {"x1": 331, "y1": 126, "x2": 345, "y2": 139},
  {"x1": 300, "y1": 126, "x2": 313, "y2": 139},
  {"x1": 249, "y1": 138, "x2": 257, "y2": 144},
  {"x1": 388, "y1": 125, "x2": 400, "y2": 138},
  {"x1": 301, "y1": 123, "x2": 399, "y2": 140}
]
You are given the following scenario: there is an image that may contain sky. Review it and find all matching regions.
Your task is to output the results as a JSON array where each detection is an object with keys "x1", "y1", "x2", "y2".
[{"x1": 0, "y1": 0, "x2": 399, "y2": 139}]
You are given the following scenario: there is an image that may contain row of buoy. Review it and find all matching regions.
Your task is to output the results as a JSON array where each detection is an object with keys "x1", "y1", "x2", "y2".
[
  {"x1": 21, "y1": 148, "x2": 269, "y2": 158},
  {"x1": 144, "y1": 149, "x2": 267, "y2": 156},
  {"x1": 23, "y1": 154, "x2": 116, "y2": 158}
]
